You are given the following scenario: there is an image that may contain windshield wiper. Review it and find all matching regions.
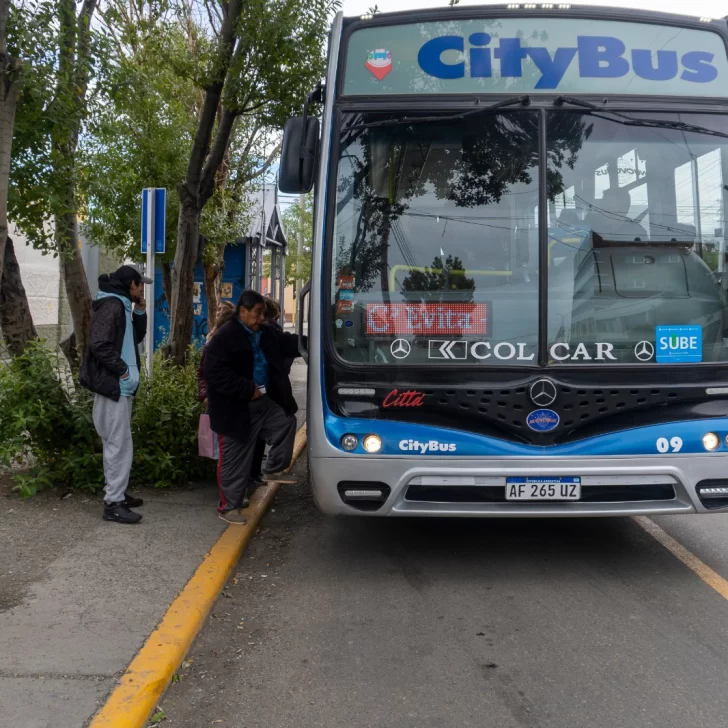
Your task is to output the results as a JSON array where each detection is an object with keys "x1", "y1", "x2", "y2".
[
  {"x1": 348, "y1": 95, "x2": 532, "y2": 131},
  {"x1": 554, "y1": 95, "x2": 728, "y2": 140}
]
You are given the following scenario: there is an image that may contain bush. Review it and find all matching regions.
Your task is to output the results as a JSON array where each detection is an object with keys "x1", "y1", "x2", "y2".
[
  {"x1": 0, "y1": 341, "x2": 103, "y2": 497},
  {"x1": 131, "y1": 347, "x2": 215, "y2": 487},
  {"x1": 0, "y1": 341, "x2": 214, "y2": 496}
]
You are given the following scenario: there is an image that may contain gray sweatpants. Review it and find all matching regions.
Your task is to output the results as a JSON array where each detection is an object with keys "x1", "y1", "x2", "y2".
[
  {"x1": 93, "y1": 394, "x2": 134, "y2": 504},
  {"x1": 217, "y1": 396, "x2": 296, "y2": 512}
]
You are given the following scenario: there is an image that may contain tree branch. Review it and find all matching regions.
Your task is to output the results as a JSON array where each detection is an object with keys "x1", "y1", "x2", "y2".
[
  {"x1": 237, "y1": 123, "x2": 262, "y2": 170},
  {"x1": 95, "y1": 8, "x2": 125, "y2": 58},
  {"x1": 183, "y1": 0, "x2": 243, "y2": 193},
  {"x1": 0, "y1": 0, "x2": 10, "y2": 55},
  {"x1": 203, "y1": 0, "x2": 221, "y2": 38},
  {"x1": 242, "y1": 142, "x2": 281, "y2": 183},
  {"x1": 199, "y1": 106, "x2": 237, "y2": 206},
  {"x1": 71, "y1": 0, "x2": 98, "y2": 146}
]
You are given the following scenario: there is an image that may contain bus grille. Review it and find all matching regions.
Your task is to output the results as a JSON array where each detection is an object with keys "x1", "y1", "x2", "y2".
[{"x1": 404, "y1": 484, "x2": 676, "y2": 504}]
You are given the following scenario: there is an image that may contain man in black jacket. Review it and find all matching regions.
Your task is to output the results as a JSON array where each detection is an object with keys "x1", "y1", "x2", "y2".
[
  {"x1": 80, "y1": 265, "x2": 151, "y2": 524},
  {"x1": 204, "y1": 289, "x2": 300, "y2": 525}
]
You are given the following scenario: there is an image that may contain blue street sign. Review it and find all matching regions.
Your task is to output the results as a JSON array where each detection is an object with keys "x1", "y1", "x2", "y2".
[
  {"x1": 141, "y1": 188, "x2": 166, "y2": 254},
  {"x1": 141, "y1": 189, "x2": 149, "y2": 253},
  {"x1": 154, "y1": 188, "x2": 166, "y2": 253}
]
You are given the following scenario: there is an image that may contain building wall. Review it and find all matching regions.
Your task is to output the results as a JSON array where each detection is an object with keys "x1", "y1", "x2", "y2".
[
  {"x1": 9, "y1": 224, "x2": 65, "y2": 345},
  {"x1": 2, "y1": 225, "x2": 124, "y2": 350}
]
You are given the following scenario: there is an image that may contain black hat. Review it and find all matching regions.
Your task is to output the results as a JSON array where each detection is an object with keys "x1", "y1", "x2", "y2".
[{"x1": 113, "y1": 264, "x2": 152, "y2": 285}]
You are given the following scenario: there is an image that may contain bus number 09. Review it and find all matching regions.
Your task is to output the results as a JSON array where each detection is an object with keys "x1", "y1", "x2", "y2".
[{"x1": 656, "y1": 437, "x2": 683, "y2": 453}]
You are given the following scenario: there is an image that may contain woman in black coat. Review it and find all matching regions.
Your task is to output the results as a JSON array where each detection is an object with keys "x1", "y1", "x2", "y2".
[{"x1": 250, "y1": 297, "x2": 292, "y2": 484}]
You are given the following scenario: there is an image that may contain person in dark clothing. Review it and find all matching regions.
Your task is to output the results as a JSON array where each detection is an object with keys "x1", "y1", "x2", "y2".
[
  {"x1": 80, "y1": 265, "x2": 151, "y2": 524},
  {"x1": 204, "y1": 290, "x2": 302, "y2": 525},
  {"x1": 250, "y1": 297, "x2": 290, "y2": 485},
  {"x1": 197, "y1": 301, "x2": 236, "y2": 406}
]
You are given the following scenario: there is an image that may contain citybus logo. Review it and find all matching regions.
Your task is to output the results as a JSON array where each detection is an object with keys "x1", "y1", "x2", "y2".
[
  {"x1": 417, "y1": 34, "x2": 718, "y2": 89},
  {"x1": 399, "y1": 439, "x2": 457, "y2": 453},
  {"x1": 366, "y1": 49, "x2": 393, "y2": 80}
]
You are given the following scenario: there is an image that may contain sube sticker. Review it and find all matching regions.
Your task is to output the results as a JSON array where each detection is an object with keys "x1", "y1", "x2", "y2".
[{"x1": 656, "y1": 326, "x2": 702, "y2": 363}]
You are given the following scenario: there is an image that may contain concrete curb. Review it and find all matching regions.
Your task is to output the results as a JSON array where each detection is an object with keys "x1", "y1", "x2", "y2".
[
  {"x1": 88, "y1": 425, "x2": 307, "y2": 728},
  {"x1": 286, "y1": 422, "x2": 307, "y2": 473}
]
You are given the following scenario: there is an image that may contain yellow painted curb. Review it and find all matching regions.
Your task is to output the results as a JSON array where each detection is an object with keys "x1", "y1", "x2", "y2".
[
  {"x1": 286, "y1": 422, "x2": 307, "y2": 473},
  {"x1": 89, "y1": 424, "x2": 308, "y2": 728}
]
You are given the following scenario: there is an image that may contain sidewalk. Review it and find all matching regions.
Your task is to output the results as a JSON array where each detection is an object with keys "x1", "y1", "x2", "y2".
[{"x1": 0, "y1": 361, "x2": 307, "y2": 728}]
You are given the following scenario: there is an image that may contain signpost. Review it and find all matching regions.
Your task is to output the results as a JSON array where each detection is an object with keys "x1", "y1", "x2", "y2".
[{"x1": 141, "y1": 188, "x2": 166, "y2": 377}]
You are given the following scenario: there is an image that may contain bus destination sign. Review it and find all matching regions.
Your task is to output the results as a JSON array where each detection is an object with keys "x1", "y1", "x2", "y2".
[
  {"x1": 366, "y1": 302, "x2": 489, "y2": 336},
  {"x1": 344, "y1": 18, "x2": 728, "y2": 97}
]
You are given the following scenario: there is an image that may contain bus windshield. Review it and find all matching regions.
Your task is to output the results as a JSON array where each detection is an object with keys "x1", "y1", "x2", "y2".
[{"x1": 330, "y1": 111, "x2": 728, "y2": 366}]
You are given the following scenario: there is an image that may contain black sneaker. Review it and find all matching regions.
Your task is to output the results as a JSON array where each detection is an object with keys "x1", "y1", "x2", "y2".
[
  {"x1": 121, "y1": 492, "x2": 144, "y2": 508},
  {"x1": 103, "y1": 502, "x2": 142, "y2": 524}
]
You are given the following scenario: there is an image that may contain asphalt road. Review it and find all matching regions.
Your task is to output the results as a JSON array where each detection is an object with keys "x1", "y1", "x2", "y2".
[{"x1": 157, "y1": 456, "x2": 728, "y2": 728}]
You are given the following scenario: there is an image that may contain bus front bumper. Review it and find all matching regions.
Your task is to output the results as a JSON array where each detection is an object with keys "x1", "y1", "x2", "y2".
[{"x1": 308, "y1": 454, "x2": 728, "y2": 517}]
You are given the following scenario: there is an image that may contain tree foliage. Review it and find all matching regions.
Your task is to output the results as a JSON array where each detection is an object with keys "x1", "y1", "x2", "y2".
[
  {"x1": 279, "y1": 192, "x2": 313, "y2": 287},
  {"x1": 4, "y1": 0, "x2": 337, "y2": 365},
  {"x1": 81, "y1": 0, "x2": 199, "y2": 261},
  {"x1": 166, "y1": 0, "x2": 339, "y2": 364},
  {"x1": 6, "y1": 0, "x2": 59, "y2": 252}
]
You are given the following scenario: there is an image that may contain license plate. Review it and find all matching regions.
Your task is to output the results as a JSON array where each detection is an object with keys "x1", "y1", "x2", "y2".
[{"x1": 505, "y1": 477, "x2": 581, "y2": 501}]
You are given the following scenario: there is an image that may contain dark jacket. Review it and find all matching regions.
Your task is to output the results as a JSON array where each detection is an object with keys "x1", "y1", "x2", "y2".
[
  {"x1": 268, "y1": 320, "x2": 294, "y2": 375},
  {"x1": 204, "y1": 320, "x2": 301, "y2": 440},
  {"x1": 197, "y1": 347, "x2": 209, "y2": 403},
  {"x1": 80, "y1": 278, "x2": 147, "y2": 401}
]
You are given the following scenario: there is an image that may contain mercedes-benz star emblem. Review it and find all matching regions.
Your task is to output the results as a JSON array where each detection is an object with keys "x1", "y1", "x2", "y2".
[
  {"x1": 529, "y1": 378, "x2": 558, "y2": 407},
  {"x1": 390, "y1": 339, "x2": 411, "y2": 360},
  {"x1": 634, "y1": 341, "x2": 654, "y2": 362}
]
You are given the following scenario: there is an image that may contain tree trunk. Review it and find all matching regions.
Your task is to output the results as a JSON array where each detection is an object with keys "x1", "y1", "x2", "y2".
[
  {"x1": 204, "y1": 260, "x2": 218, "y2": 333},
  {"x1": 0, "y1": 44, "x2": 22, "y2": 286},
  {"x1": 59, "y1": 331, "x2": 78, "y2": 372},
  {"x1": 161, "y1": 259, "x2": 172, "y2": 308},
  {"x1": 165, "y1": 0, "x2": 244, "y2": 365},
  {"x1": 0, "y1": 236, "x2": 37, "y2": 356},
  {"x1": 56, "y1": 210, "x2": 92, "y2": 361},
  {"x1": 168, "y1": 188, "x2": 200, "y2": 365},
  {"x1": 49, "y1": 0, "x2": 96, "y2": 368}
]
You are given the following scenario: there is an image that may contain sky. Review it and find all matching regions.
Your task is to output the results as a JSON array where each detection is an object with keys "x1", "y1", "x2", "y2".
[{"x1": 341, "y1": 0, "x2": 727, "y2": 20}]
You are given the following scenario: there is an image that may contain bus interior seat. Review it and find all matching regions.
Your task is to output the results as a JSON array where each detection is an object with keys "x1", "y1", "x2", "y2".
[
  {"x1": 585, "y1": 188, "x2": 647, "y2": 241},
  {"x1": 557, "y1": 208, "x2": 583, "y2": 229}
]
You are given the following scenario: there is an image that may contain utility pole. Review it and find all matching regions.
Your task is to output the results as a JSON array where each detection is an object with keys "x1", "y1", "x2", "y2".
[{"x1": 294, "y1": 193, "x2": 305, "y2": 326}]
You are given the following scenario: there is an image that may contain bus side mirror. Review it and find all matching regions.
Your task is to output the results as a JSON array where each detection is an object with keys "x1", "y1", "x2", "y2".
[{"x1": 279, "y1": 117, "x2": 320, "y2": 194}]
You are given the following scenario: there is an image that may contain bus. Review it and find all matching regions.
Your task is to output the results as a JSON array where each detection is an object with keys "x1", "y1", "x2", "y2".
[{"x1": 279, "y1": 4, "x2": 728, "y2": 517}]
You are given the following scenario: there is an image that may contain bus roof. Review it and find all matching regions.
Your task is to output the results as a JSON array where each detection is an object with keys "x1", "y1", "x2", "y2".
[
  {"x1": 340, "y1": 7, "x2": 728, "y2": 99},
  {"x1": 342, "y1": 5, "x2": 726, "y2": 25}
]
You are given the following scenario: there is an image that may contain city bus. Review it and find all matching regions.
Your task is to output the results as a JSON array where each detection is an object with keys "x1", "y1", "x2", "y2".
[{"x1": 279, "y1": 4, "x2": 728, "y2": 517}]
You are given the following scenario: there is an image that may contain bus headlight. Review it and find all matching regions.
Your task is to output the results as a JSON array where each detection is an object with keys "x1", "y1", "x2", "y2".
[
  {"x1": 341, "y1": 434, "x2": 358, "y2": 451},
  {"x1": 362, "y1": 434, "x2": 382, "y2": 453},
  {"x1": 703, "y1": 432, "x2": 720, "y2": 451}
]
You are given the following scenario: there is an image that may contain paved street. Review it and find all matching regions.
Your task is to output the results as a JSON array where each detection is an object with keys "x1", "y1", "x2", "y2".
[
  {"x1": 158, "y1": 465, "x2": 728, "y2": 728},
  {"x1": 0, "y1": 362, "x2": 307, "y2": 728}
]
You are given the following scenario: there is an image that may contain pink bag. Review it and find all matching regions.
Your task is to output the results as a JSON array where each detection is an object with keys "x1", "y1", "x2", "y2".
[{"x1": 198, "y1": 414, "x2": 219, "y2": 460}]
